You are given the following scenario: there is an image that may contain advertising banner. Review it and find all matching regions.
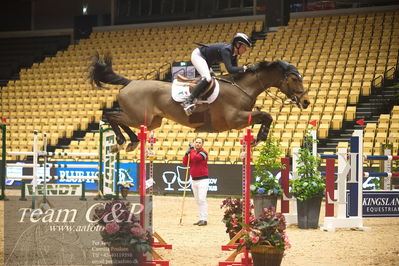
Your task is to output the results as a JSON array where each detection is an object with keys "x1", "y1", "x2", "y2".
[
  {"x1": 56, "y1": 162, "x2": 138, "y2": 192},
  {"x1": 362, "y1": 191, "x2": 399, "y2": 217},
  {"x1": 152, "y1": 163, "x2": 257, "y2": 195},
  {"x1": 4, "y1": 196, "x2": 152, "y2": 265},
  {"x1": 25, "y1": 183, "x2": 83, "y2": 196}
]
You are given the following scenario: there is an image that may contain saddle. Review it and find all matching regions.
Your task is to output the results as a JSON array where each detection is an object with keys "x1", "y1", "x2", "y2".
[{"x1": 176, "y1": 74, "x2": 216, "y2": 100}]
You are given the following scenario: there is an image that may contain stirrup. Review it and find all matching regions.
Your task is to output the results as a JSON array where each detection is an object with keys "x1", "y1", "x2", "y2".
[{"x1": 183, "y1": 103, "x2": 195, "y2": 116}]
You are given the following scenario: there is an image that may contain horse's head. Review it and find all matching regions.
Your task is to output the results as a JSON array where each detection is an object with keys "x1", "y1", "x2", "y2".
[
  {"x1": 251, "y1": 60, "x2": 310, "y2": 109},
  {"x1": 275, "y1": 60, "x2": 310, "y2": 109}
]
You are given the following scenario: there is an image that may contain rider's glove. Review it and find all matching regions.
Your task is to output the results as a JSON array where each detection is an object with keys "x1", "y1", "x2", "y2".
[{"x1": 245, "y1": 64, "x2": 256, "y2": 72}]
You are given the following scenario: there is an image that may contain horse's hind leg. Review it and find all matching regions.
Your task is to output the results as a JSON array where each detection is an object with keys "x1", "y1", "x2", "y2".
[
  {"x1": 119, "y1": 124, "x2": 139, "y2": 152},
  {"x1": 104, "y1": 111, "x2": 131, "y2": 153},
  {"x1": 121, "y1": 115, "x2": 162, "y2": 152}
]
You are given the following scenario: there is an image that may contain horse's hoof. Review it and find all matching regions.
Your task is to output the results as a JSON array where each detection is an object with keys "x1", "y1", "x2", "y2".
[
  {"x1": 126, "y1": 142, "x2": 139, "y2": 152},
  {"x1": 111, "y1": 144, "x2": 123, "y2": 153},
  {"x1": 251, "y1": 140, "x2": 260, "y2": 147}
]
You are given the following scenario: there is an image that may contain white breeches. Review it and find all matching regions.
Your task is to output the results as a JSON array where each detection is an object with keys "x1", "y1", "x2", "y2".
[{"x1": 191, "y1": 48, "x2": 212, "y2": 82}]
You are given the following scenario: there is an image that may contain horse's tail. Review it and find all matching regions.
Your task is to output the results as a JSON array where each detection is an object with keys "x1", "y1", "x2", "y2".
[{"x1": 88, "y1": 52, "x2": 131, "y2": 88}]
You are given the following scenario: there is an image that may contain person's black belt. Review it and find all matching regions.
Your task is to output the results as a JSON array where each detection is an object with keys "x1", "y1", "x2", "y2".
[{"x1": 192, "y1": 176, "x2": 209, "y2": 181}]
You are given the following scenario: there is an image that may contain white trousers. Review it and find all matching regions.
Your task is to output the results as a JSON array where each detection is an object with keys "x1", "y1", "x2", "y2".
[
  {"x1": 191, "y1": 48, "x2": 212, "y2": 82},
  {"x1": 192, "y1": 178, "x2": 209, "y2": 221}
]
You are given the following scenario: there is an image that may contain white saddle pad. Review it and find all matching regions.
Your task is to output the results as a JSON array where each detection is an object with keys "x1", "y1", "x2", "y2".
[{"x1": 171, "y1": 79, "x2": 220, "y2": 104}]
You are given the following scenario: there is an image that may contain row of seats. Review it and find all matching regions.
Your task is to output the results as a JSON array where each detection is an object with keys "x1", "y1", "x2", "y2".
[{"x1": 1, "y1": 11, "x2": 398, "y2": 162}]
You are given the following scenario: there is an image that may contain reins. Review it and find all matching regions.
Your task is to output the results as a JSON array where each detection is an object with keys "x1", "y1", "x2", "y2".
[
  {"x1": 215, "y1": 76, "x2": 253, "y2": 101},
  {"x1": 216, "y1": 65, "x2": 307, "y2": 108}
]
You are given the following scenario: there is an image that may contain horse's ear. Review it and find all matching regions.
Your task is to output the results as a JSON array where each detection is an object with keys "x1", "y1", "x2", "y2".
[{"x1": 277, "y1": 60, "x2": 290, "y2": 71}]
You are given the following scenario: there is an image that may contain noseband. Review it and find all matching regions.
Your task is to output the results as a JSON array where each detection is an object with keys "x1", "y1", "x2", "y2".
[
  {"x1": 282, "y1": 71, "x2": 308, "y2": 107},
  {"x1": 256, "y1": 71, "x2": 307, "y2": 107}
]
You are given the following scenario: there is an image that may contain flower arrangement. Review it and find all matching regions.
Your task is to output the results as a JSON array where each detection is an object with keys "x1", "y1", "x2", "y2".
[
  {"x1": 92, "y1": 200, "x2": 152, "y2": 253},
  {"x1": 252, "y1": 137, "x2": 284, "y2": 196},
  {"x1": 221, "y1": 197, "x2": 254, "y2": 238},
  {"x1": 290, "y1": 129, "x2": 325, "y2": 201},
  {"x1": 237, "y1": 207, "x2": 290, "y2": 252}
]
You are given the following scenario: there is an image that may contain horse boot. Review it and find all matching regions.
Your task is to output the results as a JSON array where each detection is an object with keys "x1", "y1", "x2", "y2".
[{"x1": 181, "y1": 78, "x2": 210, "y2": 116}]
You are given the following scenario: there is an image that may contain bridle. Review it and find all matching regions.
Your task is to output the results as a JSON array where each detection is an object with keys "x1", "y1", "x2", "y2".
[
  {"x1": 259, "y1": 70, "x2": 308, "y2": 108},
  {"x1": 216, "y1": 64, "x2": 308, "y2": 108}
]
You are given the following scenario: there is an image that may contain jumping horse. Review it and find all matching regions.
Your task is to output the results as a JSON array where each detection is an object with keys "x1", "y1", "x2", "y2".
[{"x1": 89, "y1": 53, "x2": 310, "y2": 152}]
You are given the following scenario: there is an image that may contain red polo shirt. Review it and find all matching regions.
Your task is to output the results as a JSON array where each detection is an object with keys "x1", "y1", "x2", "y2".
[{"x1": 182, "y1": 148, "x2": 208, "y2": 179}]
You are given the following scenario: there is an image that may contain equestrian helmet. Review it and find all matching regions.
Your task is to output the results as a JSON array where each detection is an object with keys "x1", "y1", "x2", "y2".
[{"x1": 232, "y1": 33, "x2": 252, "y2": 48}]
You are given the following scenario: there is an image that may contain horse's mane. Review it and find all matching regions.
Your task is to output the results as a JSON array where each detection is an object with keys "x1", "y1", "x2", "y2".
[{"x1": 219, "y1": 60, "x2": 301, "y2": 81}]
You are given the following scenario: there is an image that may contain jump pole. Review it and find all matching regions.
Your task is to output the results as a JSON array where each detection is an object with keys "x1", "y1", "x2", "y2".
[
  {"x1": 219, "y1": 127, "x2": 253, "y2": 266},
  {"x1": 138, "y1": 125, "x2": 147, "y2": 228},
  {"x1": 319, "y1": 131, "x2": 370, "y2": 231},
  {"x1": 137, "y1": 125, "x2": 171, "y2": 265},
  {"x1": 364, "y1": 151, "x2": 399, "y2": 190},
  {"x1": 242, "y1": 127, "x2": 253, "y2": 265},
  {"x1": 280, "y1": 148, "x2": 299, "y2": 225}
]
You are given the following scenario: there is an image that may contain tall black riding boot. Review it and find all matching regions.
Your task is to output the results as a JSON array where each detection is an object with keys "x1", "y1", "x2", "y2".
[{"x1": 182, "y1": 78, "x2": 210, "y2": 115}]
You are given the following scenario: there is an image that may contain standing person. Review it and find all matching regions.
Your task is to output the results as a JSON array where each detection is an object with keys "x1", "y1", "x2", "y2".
[
  {"x1": 182, "y1": 137, "x2": 209, "y2": 226},
  {"x1": 182, "y1": 33, "x2": 253, "y2": 115}
]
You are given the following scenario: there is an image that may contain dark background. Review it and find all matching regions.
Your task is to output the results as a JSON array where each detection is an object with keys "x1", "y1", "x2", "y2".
[{"x1": 2, "y1": 0, "x2": 398, "y2": 32}]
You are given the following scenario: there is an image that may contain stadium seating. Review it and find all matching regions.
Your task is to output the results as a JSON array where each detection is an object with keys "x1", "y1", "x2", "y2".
[{"x1": 1, "y1": 11, "x2": 398, "y2": 163}]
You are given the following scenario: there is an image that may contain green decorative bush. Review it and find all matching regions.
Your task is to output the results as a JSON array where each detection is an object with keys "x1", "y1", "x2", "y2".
[
  {"x1": 252, "y1": 137, "x2": 285, "y2": 196},
  {"x1": 290, "y1": 130, "x2": 325, "y2": 201}
]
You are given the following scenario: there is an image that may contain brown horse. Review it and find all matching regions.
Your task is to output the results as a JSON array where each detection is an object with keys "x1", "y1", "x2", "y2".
[{"x1": 89, "y1": 53, "x2": 310, "y2": 152}]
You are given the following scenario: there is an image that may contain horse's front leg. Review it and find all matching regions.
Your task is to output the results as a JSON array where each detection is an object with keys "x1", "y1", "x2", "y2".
[{"x1": 251, "y1": 111, "x2": 273, "y2": 145}]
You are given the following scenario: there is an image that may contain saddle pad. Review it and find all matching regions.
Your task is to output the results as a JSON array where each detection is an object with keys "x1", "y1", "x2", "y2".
[{"x1": 171, "y1": 79, "x2": 220, "y2": 104}]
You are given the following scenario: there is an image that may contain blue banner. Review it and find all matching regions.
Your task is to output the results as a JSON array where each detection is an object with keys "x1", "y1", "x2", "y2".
[
  {"x1": 56, "y1": 161, "x2": 138, "y2": 192},
  {"x1": 362, "y1": 191, "x2": 399, "y2": 218}
]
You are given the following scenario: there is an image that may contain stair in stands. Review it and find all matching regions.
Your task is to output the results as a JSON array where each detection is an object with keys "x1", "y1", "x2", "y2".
[{"x1": 317, "y1": 78, "x2": 399, "y2": 155}]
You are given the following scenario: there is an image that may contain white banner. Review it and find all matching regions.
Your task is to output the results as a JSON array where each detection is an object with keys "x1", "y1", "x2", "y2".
[
  {"x1": 103, "y1": 130, "x2": 116, "y2": 195},
  {"x1": 26, "y1": 184, "x2": 82, "y2": 196}
]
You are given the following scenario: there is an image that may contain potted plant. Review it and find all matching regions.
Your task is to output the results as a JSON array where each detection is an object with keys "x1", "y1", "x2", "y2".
[
  {"x1": 237, "y1": 207, "x2": 291, "y2": 266},
  {"x1": 117, "y1": 181, "x2": 134, "y2": 200},
  {"x1": 221, "y1": 197, "x2": 254, "y2": 240},
  {"x1": 290, "y1": 129, "x2": 325, "y2": 229},
  {"x1": 92, "y1": 200, "x2": 152, "y2": 265},
  {"x1": 252, "y1": 137, "x2": 284, "y2": 217}
]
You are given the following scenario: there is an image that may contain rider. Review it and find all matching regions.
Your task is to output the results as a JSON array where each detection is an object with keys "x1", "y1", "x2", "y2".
[{"x1": 182, "y1": 33, "x2": 253, "y2": 115}]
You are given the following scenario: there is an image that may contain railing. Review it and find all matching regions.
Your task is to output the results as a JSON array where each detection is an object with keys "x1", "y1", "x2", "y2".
[
  {"x1": 145, "y1": 69, "x2": 158, "y2": 80},
  {"x1": 385, "y1": 66, "x2": 396, "y2": 80},
  {"x1": 371, "y1": 60, "x2": 399, "y2": 91},
  {"x1": 158, "y1": 63, "x2": 171, "y2": 80},
  {"x1": 371, "y1": 75, "x2": 383, "y2": 90},
  {"x1": 370, "y1": 59, "x2": 399, "y2": 113}
]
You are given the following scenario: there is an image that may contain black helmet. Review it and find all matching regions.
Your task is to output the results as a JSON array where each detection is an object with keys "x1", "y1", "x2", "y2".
[{"x1": 232, "y1": 33, "x2": 252, "y2": 48}]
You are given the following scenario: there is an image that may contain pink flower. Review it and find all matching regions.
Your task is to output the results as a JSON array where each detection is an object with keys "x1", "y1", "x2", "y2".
[
  {"x1": 251, "y1": 236, "x2": 259, "y2": 244},
  {"x1": 249, "y1": 231, "x2": 259, "y2": 244},
  {"x1": 283, "y1": 233, "x2": 291, "y2": 249},
  {"x1": 105, "y1": 221, "x2": 120, "y2": 235},
  {"x1": 131, "y1": 224, "x2": 145, "y2": 238}
]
